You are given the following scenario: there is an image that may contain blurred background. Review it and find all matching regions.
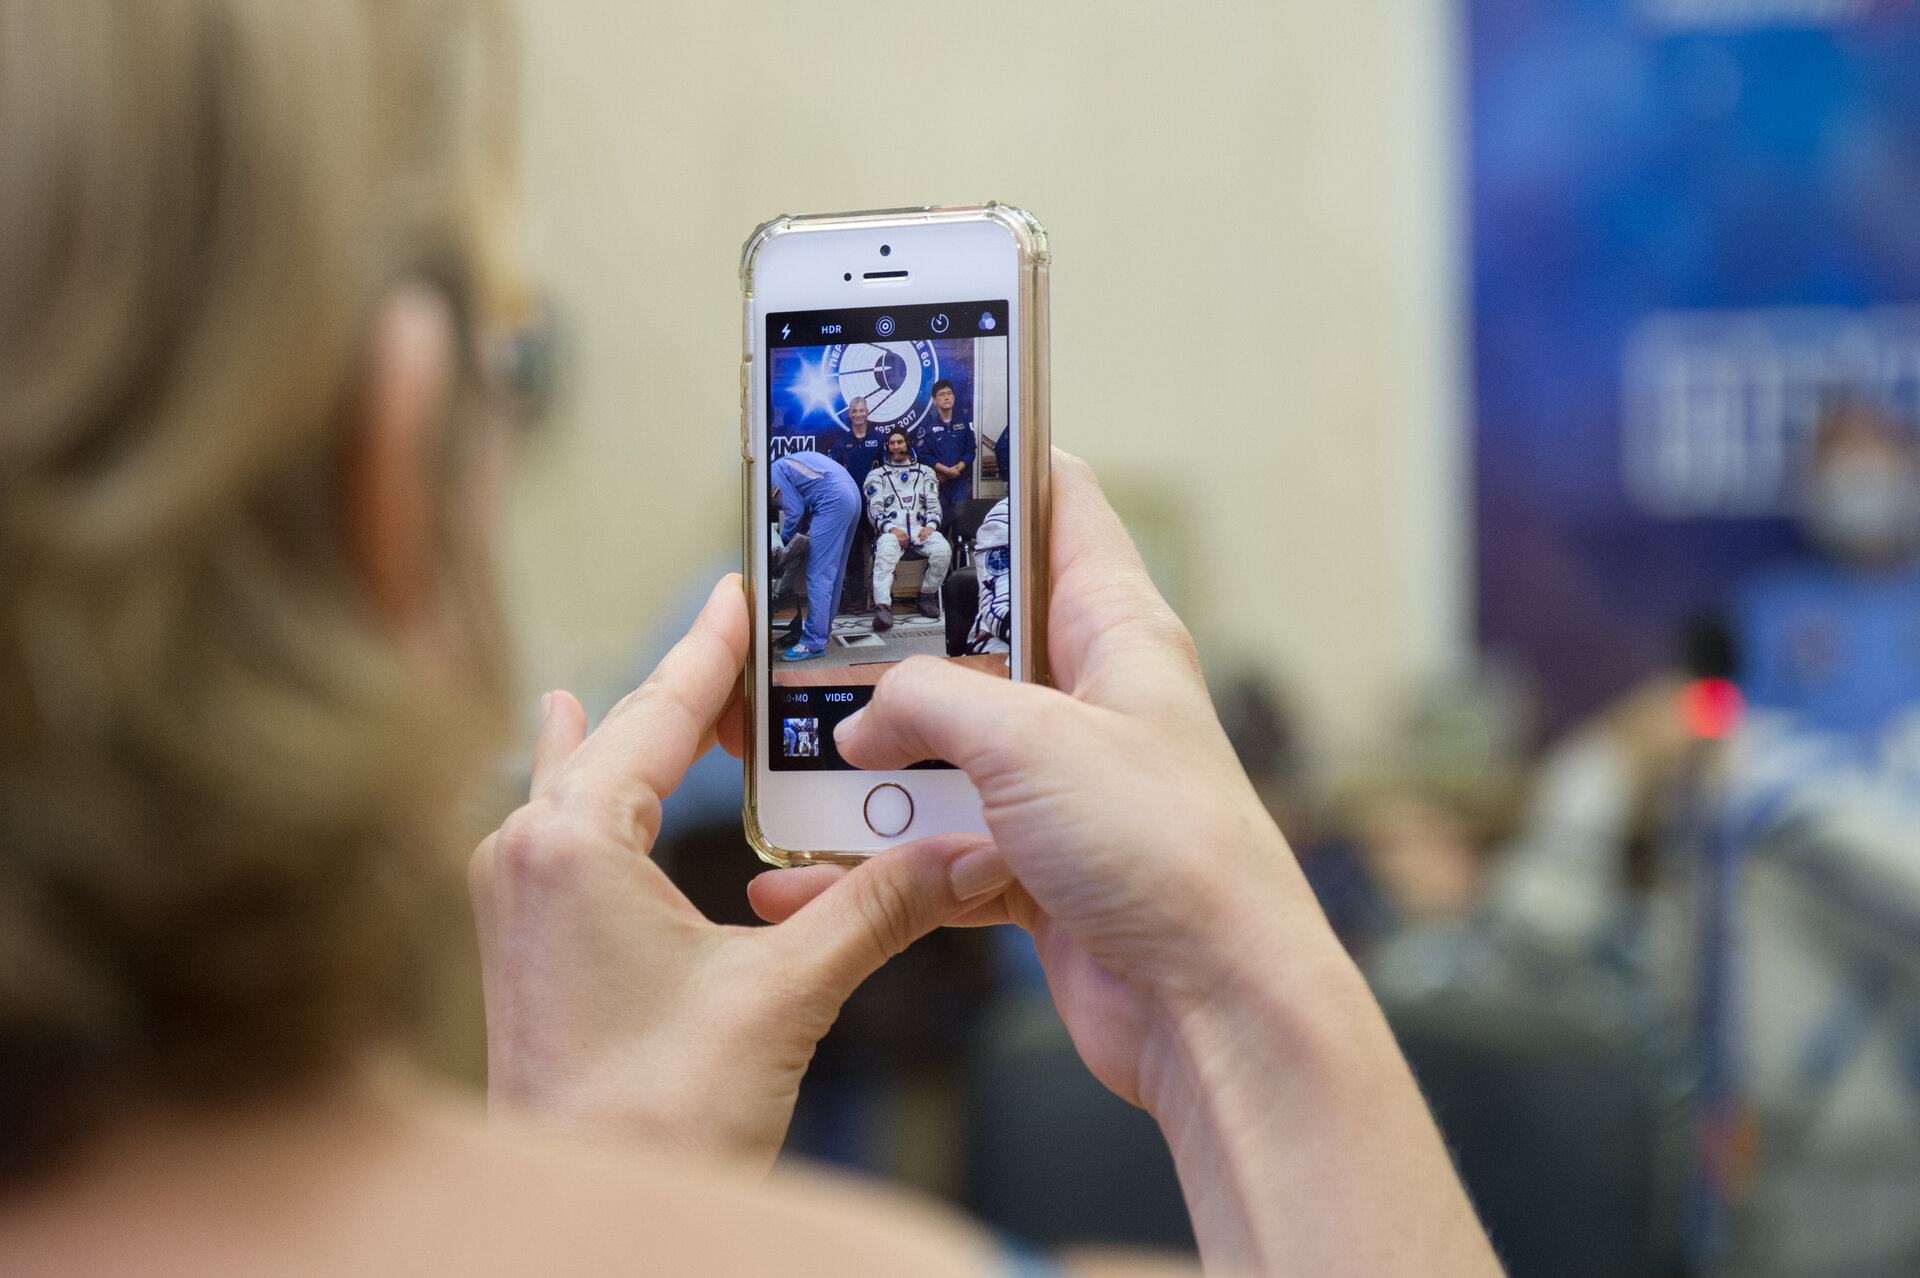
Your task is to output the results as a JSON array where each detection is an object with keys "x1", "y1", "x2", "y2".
[
  {"x1": 462, "y1": 3, "x2": 1920, "y2": 1276},
  {"x1": 505, "y1": 1, "x2": 1463, "y2": 761}
]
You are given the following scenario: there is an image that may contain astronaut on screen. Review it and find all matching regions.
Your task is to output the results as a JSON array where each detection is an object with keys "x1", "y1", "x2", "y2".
[
  {"x1": 863, "y1": 427, "x2": 950, "y2": 632},
  {"x1": 967, "y1": 499, "x2": 1013, "y2": 656}
]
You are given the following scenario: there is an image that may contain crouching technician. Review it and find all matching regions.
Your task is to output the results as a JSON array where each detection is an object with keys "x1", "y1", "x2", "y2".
[{"x1": 770, "y1": 450, "x2": 860, "y2": 661}]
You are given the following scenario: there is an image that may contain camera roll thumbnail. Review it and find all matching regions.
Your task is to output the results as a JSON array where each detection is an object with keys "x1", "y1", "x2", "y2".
[{"x1": 781, "y1": 717, "x2": 821, "y2": 760}]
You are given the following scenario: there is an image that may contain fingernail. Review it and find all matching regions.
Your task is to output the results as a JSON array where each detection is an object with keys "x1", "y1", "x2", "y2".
[
  {"x1": 539, "y1": 691, "x2": 553, "y2": 721},
  {"x1": 834, "y1": 708, "x2": 865, "y2": 744},
  {"x1": 950, "y1": 845, "x2": 1014, "y2": 900}
]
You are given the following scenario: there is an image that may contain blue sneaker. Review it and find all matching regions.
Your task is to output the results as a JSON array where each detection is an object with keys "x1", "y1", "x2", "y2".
[{"x1": 780, "y1": 644, "x2": 825, "y2": 662}]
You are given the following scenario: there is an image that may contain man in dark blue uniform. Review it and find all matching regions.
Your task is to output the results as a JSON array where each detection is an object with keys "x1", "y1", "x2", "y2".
[
  {"x1": 827, "y1": 396, "x2": 885, "y2": 494},
  {"x1": 993, "y1": 424, "x2": 1011, "y2": 491},
  {"x1": 827, "y1": 396, "x2": 885, "y2": 611},
  {"x1": 1735, "y1": 401, "x2": 1920, "y2": 736},
  {"x1": 911, "y1": 378, "x2": 976, "y2": 533}
]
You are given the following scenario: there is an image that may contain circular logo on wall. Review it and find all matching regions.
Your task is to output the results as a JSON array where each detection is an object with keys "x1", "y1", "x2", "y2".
[{"x1": 827, "y1": 342, "x2": 939, "y2": 432}]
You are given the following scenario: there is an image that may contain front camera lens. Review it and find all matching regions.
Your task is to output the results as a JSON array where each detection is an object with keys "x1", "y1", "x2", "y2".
[{"x1": 879, "y1": 244, "x2": 891, "y2": 257}]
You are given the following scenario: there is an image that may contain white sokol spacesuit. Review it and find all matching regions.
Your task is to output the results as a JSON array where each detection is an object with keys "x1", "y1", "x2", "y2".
[
  {"x1": 967, "y1": 499, "x2": 1012, "y2": 655},
  {"x1": 864, "y1": 458, "x2": 951, "y2": 611}
]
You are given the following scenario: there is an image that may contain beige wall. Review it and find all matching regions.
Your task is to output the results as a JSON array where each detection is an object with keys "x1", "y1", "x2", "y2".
[{"x1": 507, "y1": 0, "x2": 1465, "y2": 769}]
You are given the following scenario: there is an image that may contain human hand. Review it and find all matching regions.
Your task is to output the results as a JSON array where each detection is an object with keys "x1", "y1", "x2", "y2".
[
  {"x1": 822, "y1": 453, "x2": 1318, "y2": 1108},
  {"x1": 470, "y1": 578, "x2": 1007, "y2": 1173},
  {"x1": 774, "y1": 454, "x2": 1499, "y2": 1276},
  {"x1": 917, "y1": 525, "x2": 936, "y2": 544},
  {"x1": 893, "y1": 528, "x2": 910, "y2": 546}
]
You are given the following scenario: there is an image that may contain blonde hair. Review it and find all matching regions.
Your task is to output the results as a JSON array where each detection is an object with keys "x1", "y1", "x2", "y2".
[{"x1": 0, "y1": 0, "x2": 516, "y2": 1180}]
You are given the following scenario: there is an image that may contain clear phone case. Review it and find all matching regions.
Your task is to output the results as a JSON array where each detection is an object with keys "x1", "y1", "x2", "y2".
[{"x1": 738, "y1": 204, "x2": 1052, "y2": 866}]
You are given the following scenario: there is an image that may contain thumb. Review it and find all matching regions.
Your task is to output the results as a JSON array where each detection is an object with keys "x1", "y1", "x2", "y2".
[
  {"x1": 834, "y1": 654, "x2": 1075, "y2": 775},
  {"x1": 764, "y1": 834, "x2": 1013, "y2": 995}
]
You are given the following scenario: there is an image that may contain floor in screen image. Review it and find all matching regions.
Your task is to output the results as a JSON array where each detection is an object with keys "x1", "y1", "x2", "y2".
[{"x1": 770, "y1": 605, "x2": 1009, "y2": 687}]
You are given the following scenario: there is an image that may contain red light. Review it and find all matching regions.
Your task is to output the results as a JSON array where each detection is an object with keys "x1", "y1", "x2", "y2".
[{"x1": 1681, "y1": 678, "x2": 1744, "y2": 740}]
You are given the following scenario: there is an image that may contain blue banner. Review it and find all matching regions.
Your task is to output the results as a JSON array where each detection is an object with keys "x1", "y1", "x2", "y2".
[
  {"x1": 1472, "y1": 0, "x2": 1920, "y2": 728},
  {"x1": 768, "y1": 338, "x2": 979, "y2": 460}
]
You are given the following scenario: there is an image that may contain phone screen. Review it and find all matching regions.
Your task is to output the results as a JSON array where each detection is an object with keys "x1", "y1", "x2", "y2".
[{"x1": 763, "y1": 300, "x2": 1014, "y2": 772}]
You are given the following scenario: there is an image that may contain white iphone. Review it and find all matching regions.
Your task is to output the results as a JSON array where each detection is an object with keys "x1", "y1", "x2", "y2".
[{"x1": 738, "y1": 204, "x2": 1051, "y2": 864}]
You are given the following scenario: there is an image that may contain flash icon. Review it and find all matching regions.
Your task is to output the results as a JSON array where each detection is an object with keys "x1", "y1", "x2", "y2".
[{"x1": 780, "y1": 323, "x2": 791, "y2": 340}]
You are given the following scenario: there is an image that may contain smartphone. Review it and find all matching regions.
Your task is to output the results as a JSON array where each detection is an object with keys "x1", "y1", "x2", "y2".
[{"x1": 739, "y1": 204, "x2": 1050, "y2": 865}]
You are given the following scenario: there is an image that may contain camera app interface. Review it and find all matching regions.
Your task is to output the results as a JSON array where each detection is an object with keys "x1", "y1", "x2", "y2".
[{"x1": 764, "y1": 301, "x2": 1014, "y2": 771}]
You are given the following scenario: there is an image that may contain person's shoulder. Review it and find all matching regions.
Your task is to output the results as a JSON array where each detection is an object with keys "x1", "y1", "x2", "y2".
[
  {"x1": 381, "y1": 1095, "x2": 999, "y2": 1278},
  {"x1": 0, "y1": 1082, "x2": 977, "y2": 1278}
]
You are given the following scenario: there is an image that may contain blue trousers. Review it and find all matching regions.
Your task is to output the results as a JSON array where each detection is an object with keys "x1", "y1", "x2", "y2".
[{"x1": 797, "y1": 483, "x2": 859, "y2": 651}]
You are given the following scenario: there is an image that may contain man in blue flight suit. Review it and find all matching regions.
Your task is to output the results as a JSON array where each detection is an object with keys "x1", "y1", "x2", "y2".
[
  {"x1": 827, "y1": 396, "x2": 886, "y2": 611},
  {"x1": 993, "y1": 423, "x2": 1011, "y2": 491},
  {"x1": 911, "y1": 378, "x2": 976, "y2": 533},
  {"x1": 828, "y1": 396, "x2": 886, "y2": 490},
  {"x1": 1735, "y1": 401, "x2": 1920, "y2": 736},
  {"x1": 769, "y1": 450, "x2": 861, "y2": 661}
]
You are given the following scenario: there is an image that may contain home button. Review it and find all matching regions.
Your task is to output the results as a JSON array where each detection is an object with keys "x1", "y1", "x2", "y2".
[{"x1": 863, "y1": 783, "x2": 915, "y2": 838}]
